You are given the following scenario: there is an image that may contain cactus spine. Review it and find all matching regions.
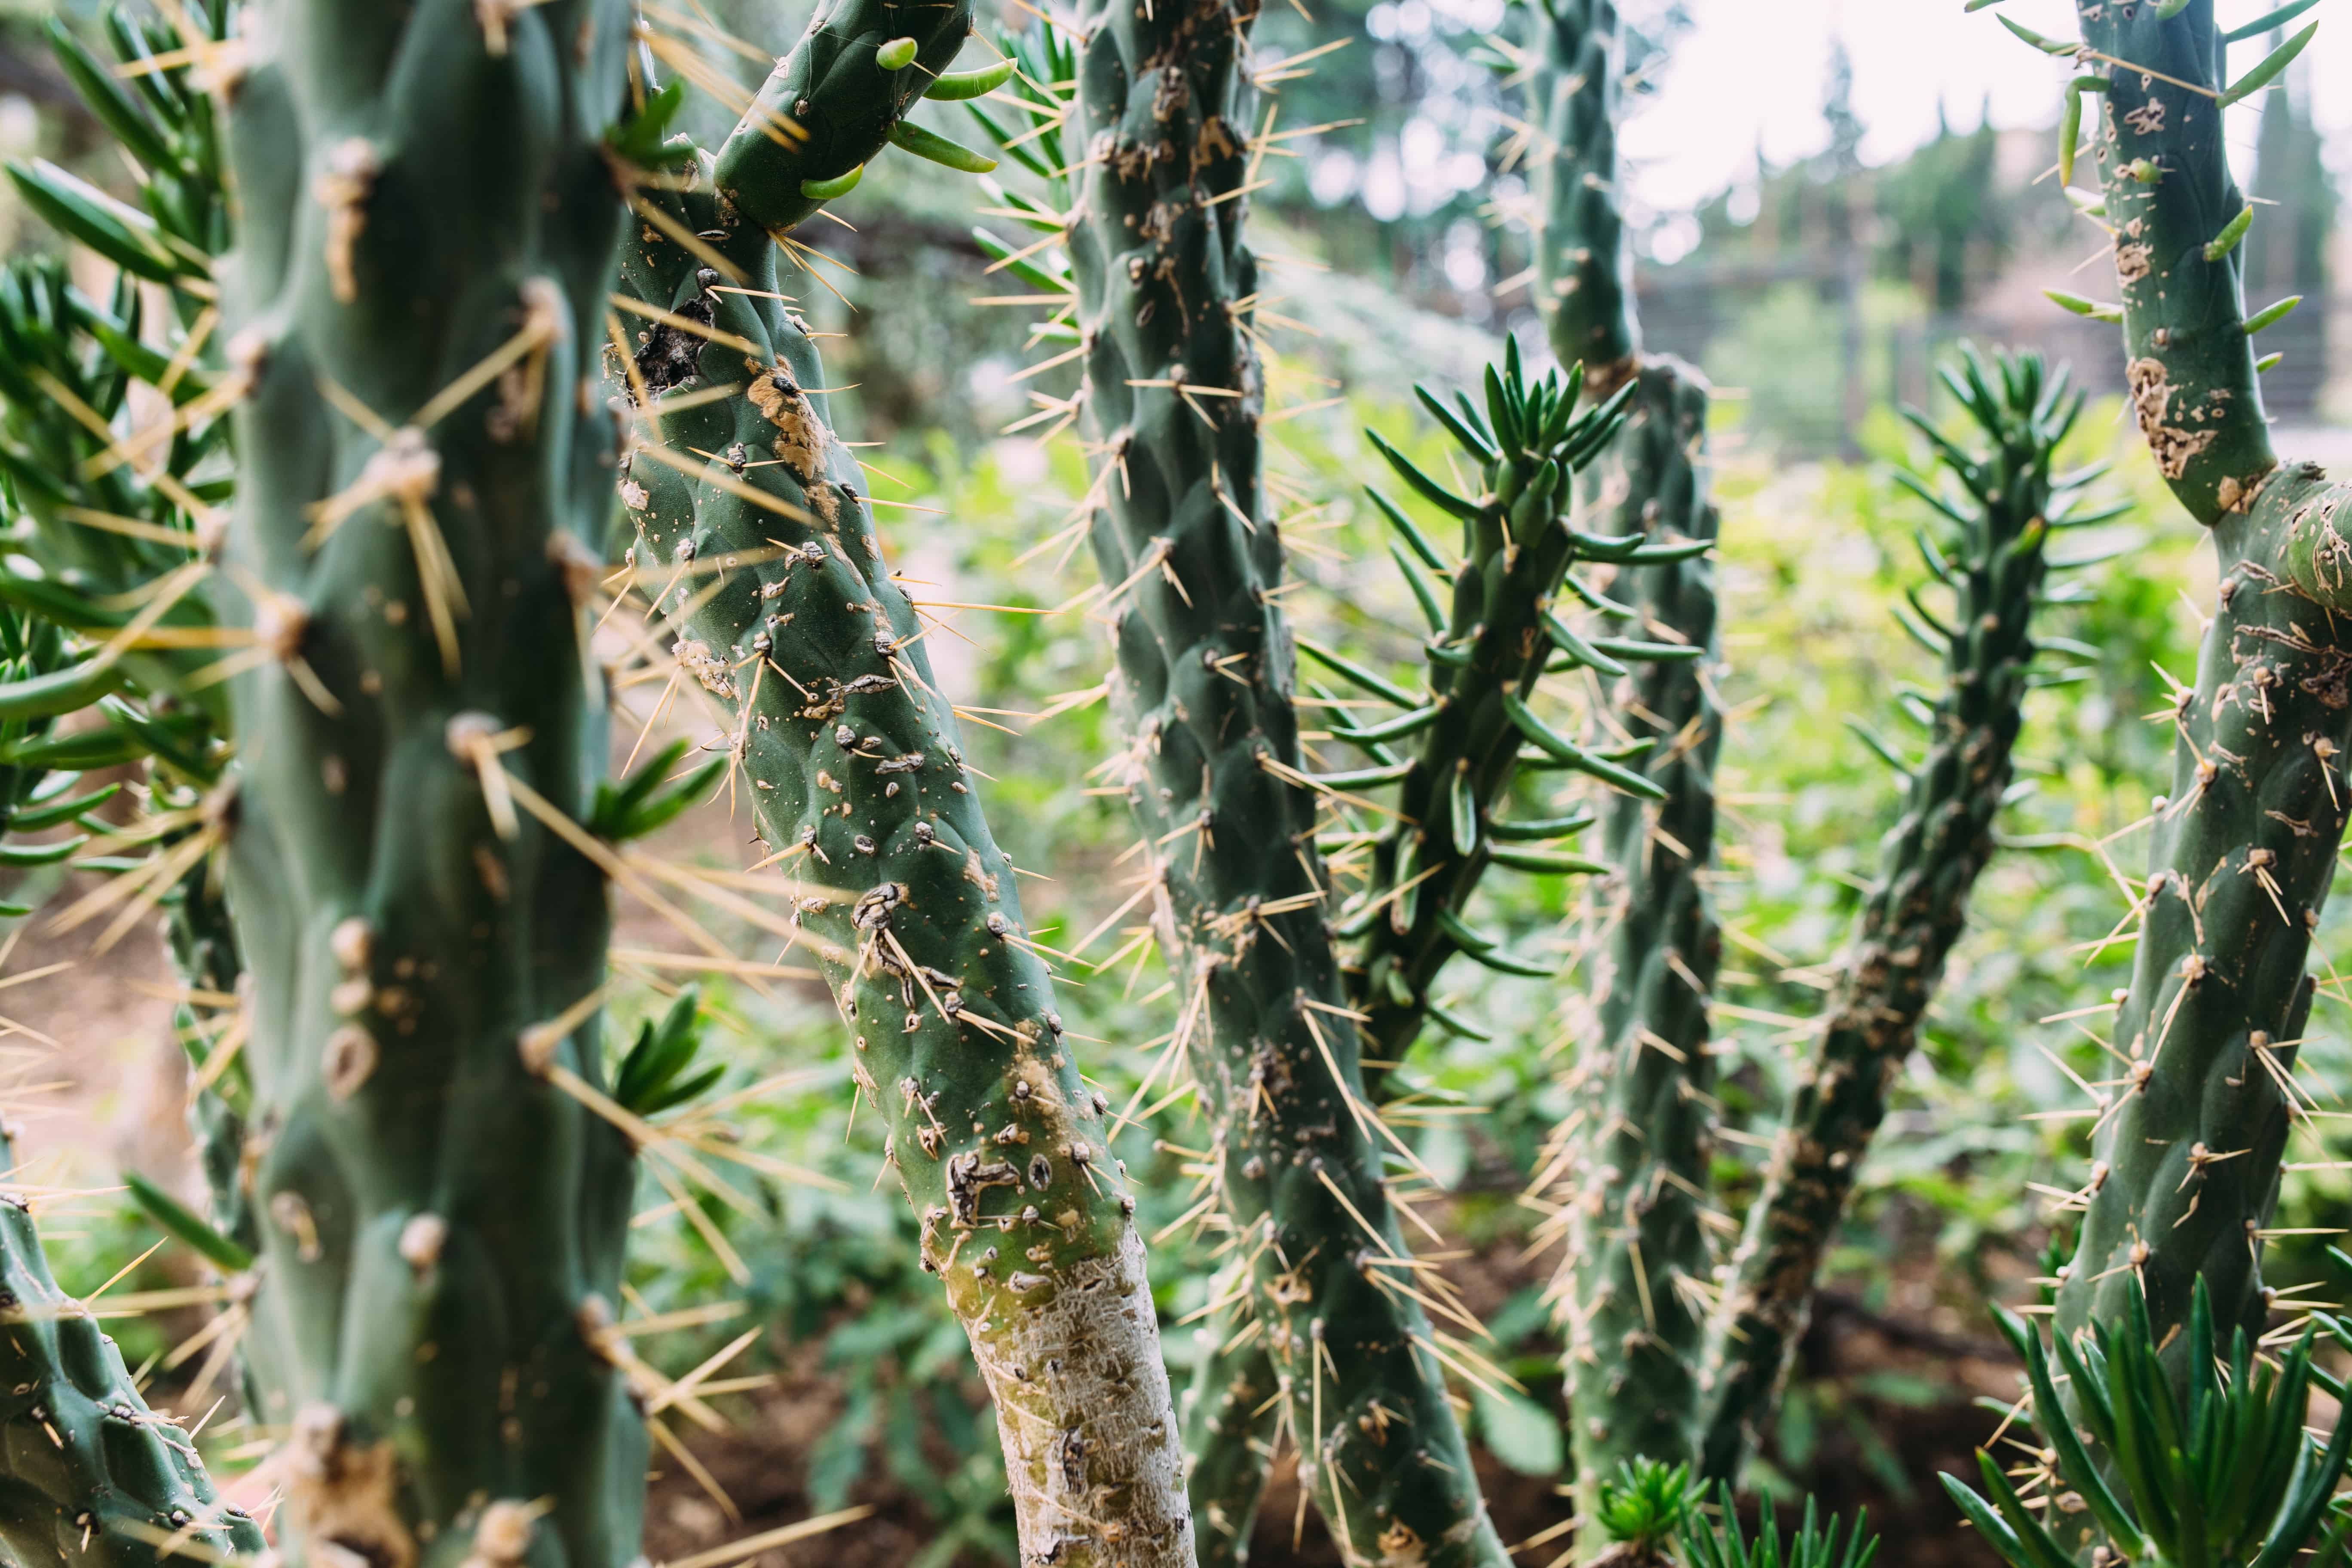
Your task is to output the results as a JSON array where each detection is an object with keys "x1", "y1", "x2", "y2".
[
  {"x1": 1697, "y1": 346, "x2": 2084, "y2": 1481},
  {"x1": 1522, "y1": 0, "x2": 1725, "y2": 1540},
  {"x1": 1063, "y1": 0, "x2": 1516, "y2": 1558},
  {"x1": 211, "y1": 8, "x2": 647, "y2": 1568},
  {"x1": 2020, "y1": 0, "x2": 2352, "y2": 1375},
  {"x1": 610, "y1": 9, "x2": 1190, "y2": 1561}
]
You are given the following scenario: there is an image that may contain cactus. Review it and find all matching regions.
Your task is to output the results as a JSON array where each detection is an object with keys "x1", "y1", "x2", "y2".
[
  {"x1": 1060, "y1": 0, "x2": 1526, "y2": 1556},
  {"x1": 1947, "y1": 1280, "x2": 2352, "y2": 1568},
  {"x1": 202, "y1": 7, "x2": 650, "y2": 1568},
  {"x1": 1519, "y1": 0, "x2": 1728, "y2": 1526},
  {"x1": 1339, "y1": 352, "x2": 1674, "y2": 1089},
  {"x1": 608, "y1": 9, "x2": 1190, "y2": 1561},
  {"x1": 0, "y1": 1122, "x2": 264, "y2": 1568},
  {"x1": 2001, "y1": 0, "x2": 2352, "y2": 1380},
  {"x1": 1696, "y1": 348, "x2": 2092, "y2": 1482},
  {"x1": 614, "y1": 205, "x2": 1194, "y2": 1568}
]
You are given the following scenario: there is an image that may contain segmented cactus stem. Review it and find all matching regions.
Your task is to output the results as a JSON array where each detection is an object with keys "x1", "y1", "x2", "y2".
[
  {"x1": 1699, "y1": 350, "x2": 2081, "y2": 1481},
  {"x1": 1555, "y1": 363, "x2": 1723, "y2": 1536},
  {"x1": 2032, "y1": 0, "x2": 2352, "y2": 1376},
  {"x1": 0, "y1": 1122, "x2": 263, "y2": 1568},
  {"x1": 1522, "y1": 0, "x2": 1726, "y2": 1531},
  {"x1": 613, "y1": 186, "x2": 1193, "y2": 1565},
  {"x1": 606, "y1": 3, "x2": 1192, "y2": 1554},
  {"x1": 1066, "y1": 0, "x2": 1508, "y2": 1558},
  {"x1": 212, "y1": 8, "x2": 646, "y2": 1568}
]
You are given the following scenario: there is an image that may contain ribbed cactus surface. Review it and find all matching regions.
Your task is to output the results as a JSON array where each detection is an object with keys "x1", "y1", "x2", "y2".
[
  {"x1": 211, "y1": 9, "x2": 644, "y2": 1568},
  {"x1": 1556, "y1": 363, "x2": 1721, "y2": 1536},
  {"x1": 0, "y1": 1123, "x2": 262, "y2": 1568},
  {"x1": 2027, "y1": 0, "x2": 2352, "y2": 1374},
  {"x1": 605, "y1": 2, "x2": 1189, "y2": 1555}
]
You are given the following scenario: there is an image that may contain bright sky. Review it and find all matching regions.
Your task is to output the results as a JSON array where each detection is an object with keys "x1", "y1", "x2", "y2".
[{"x1": 1623, "y1": 0, "x2": 2352, "y2": 212}]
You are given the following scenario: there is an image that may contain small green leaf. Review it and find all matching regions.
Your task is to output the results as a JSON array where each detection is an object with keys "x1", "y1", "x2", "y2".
[
  {"x1": 1486, "y1": 844, "x2": 1608, "y2": 876},
  {"x1": 799, "y1": 165, "x2": 865, "y2": 201},
  {"x1": 1472, "y1": 1386, "x2": 1563, "y2": 1476},
  {"x1": 876, "y1": 36, "x2": 919, "y2": 70},
  {"x1": 1295, "y1": 637, "x2": 1421, "y2": 709},
  {"x1": 2060, "y1": 80, "x2": 2083, "y2": 187},
  {"x1": 926, "y1": 58, "x2": 1018, "y2": 101},
  {"x1": 2223, "y1": 0, "x2": 2322, "y2": 44},
  {"x1": 2046, "y1": 289, "x2": 2124, "y2": 323},
  {"x1": 1331, "y1": 703, "x2": 1441, "y2": 745},
  {"x1": 1365, "y1": 487, "x2": 1448, "y2": 571},
  {"x1": 1446, "y1": 766, "x2": 1476, "y2": 855},
  {"x1": 2217, "y1": 20, "x2": 2317, "y2": 107},
  {"x1": 9, "y1": 159, "x2": 186, "y2": 282},
  {"x1": 2205, "y1": 204, "x2": 2254, "y2": 261},
  {"x1": 2244, "y1": 294, "x2": 2301, "y2": 334},
  {"x1": 124, "y1": 1169, "x2": 252, "y2": 1272},
  {"x1": 1424, "y1": 998, "x2": 1491, "y2": 1040},
  {"x1": 1998, "y1": 14, "x2": 2079, "y2": 53},
  {"x1": 888, "y1": 120, "x2": 998, "y2": 174},
  {"x1": 1366, "y1": 429, "x2": 1484, "y2": 521}
]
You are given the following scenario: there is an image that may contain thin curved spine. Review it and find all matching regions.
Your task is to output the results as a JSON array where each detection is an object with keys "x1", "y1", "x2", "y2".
[
  {"x1": 1065, "y1": 0, "x2": 1510, "y2": 1558},
  {"x1": 212, "y1": 8, "x2": 647, "y2": 1568},
  {"x1": 2021, "y1": 0, "x2": 2352, "y2": 1380},
  {"x1": 1697, "y1": 349, "x2": 2077, "y2": 1480}
]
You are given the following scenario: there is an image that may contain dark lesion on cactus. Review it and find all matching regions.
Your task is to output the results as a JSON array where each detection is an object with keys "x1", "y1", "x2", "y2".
[{"x1": 628, "y1": 285, "x2": 716, "y2": 395}]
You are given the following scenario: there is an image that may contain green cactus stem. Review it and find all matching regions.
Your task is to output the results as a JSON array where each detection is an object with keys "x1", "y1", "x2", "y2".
[
  {"x1": 1553, "y1": 360, "x2": 1723, "y2": 1536},
  {"x1": 605, "y1": 6, "x2": 1194, "y2": 1556},
  {"x1": 1340, "y1": 358, "x2": 1666, "y2": 1086},
  {"x1": 1527, "y1": 0, "x2": 1639, "y2": 392},
  {"x1": 2021, "y1": 0, "x2": 2352, "y2": 1383},
  {"x1": 209, "y1": 8, "x2": 648, "y2": 1568},
  {"x1": 1697, "y1": 349, "x2": 2092, "y2": 1482},
  {"x1": 1065, "y1": 0, "x2": 1513, "y2": 1558},
  {"x1": 0, "y1": 1122, "x2": 264, "y2": 1568},
  {"x1": 612, "y1": 184, "x2": 1194, "y2": 1567},
  {"x1": 709, "y1": 0, "x2": 1004, "y2": 238},
  {"x1": 1520, "y1": 0, "x2": 1726, "y2": 1531}
]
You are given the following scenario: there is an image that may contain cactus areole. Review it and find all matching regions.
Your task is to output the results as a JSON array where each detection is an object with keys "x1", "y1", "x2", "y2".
[{"x1": 214, "y1": 4, "x2": 643, "y2": 1568}]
